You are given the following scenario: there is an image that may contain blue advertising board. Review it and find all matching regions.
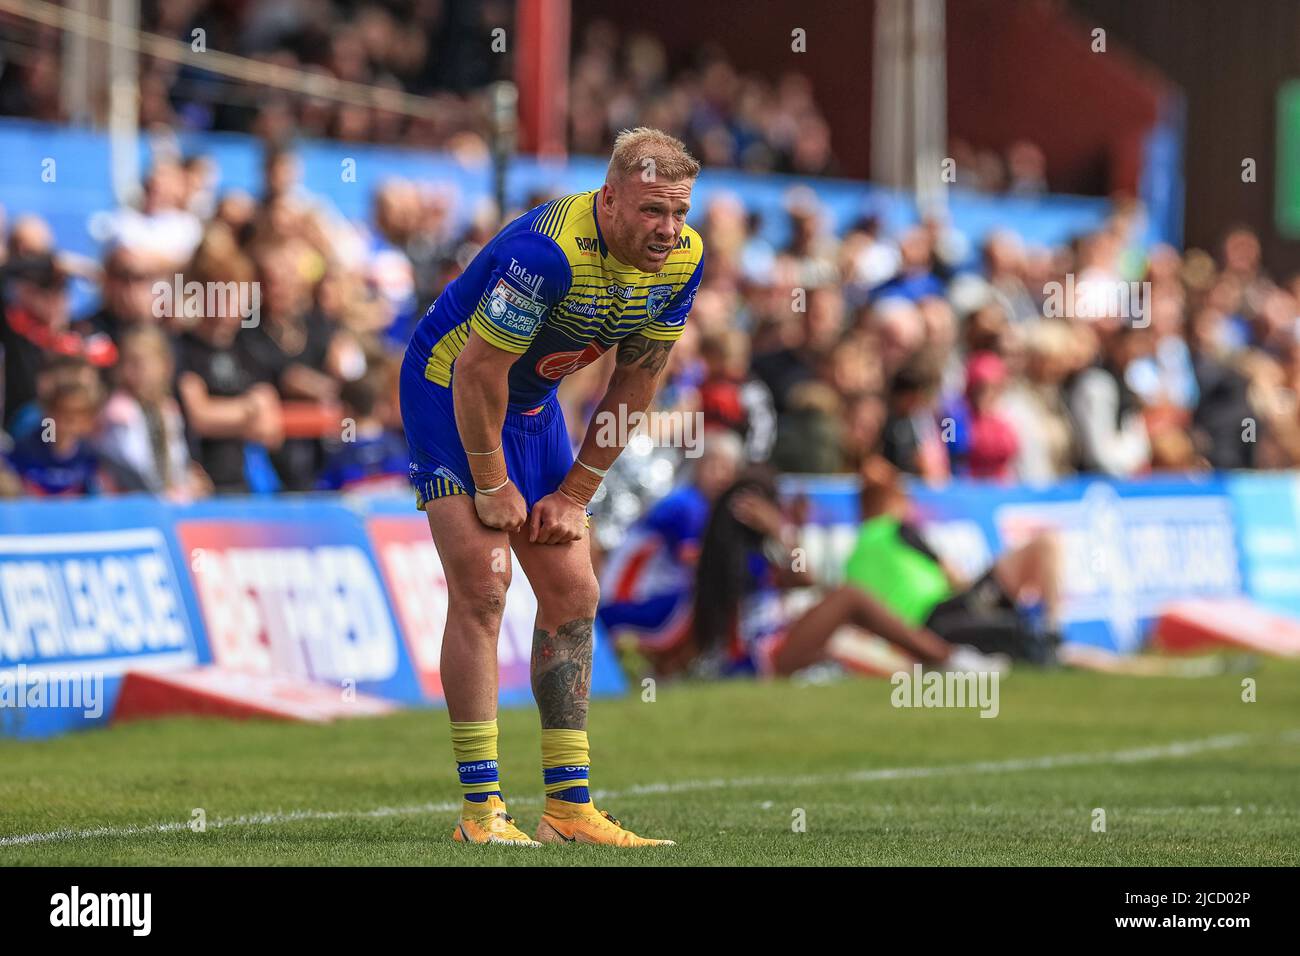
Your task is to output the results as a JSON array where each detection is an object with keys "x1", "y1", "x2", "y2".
[
  {"x1": 7, "y1": 471, "x2": 1293, "y2": 737},
  {"x1": 780, "y1": 473, "x2": 1245, "y2": 653},
  {"x1": 0, "y1": 495, "x2": 626, "y2": 739},
  {"x1": 1226, "y1": 472, "x2": 1300, "y2": 620},
  {"x1": 0, "y1": 498, "x2": 201, "y2": 738}
]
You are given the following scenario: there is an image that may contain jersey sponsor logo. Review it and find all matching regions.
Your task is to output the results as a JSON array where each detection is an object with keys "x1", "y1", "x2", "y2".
[
  {"x1": 485, "y1": 277, "x2": 545, "y2": 335},
  {"x1": 673, "y1": 235, "x2": 691, "y2": 250},
  {"x1": 607, "y1": 282, "x2": 636, "y2": 299},
  {"x1": 646, "y1": 284, "x2": 675, "y2": 319},
  {"x1": 535, "y1": 341, "x2": 607, "y2": 379},
  {"x1": 562, "y1": 294, "x2": 602, "y2": 319},
  {"x1": 574, "y1": 236, "x2": 599, "y2": 254},
  {"x1": 507, "y1": 257, "x2": 545, "y2": 295}
]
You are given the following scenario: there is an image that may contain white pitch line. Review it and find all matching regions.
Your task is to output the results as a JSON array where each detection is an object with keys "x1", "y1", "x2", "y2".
[{"x1": 3, "y1": 728, "x2": 1297, "y2": 849}]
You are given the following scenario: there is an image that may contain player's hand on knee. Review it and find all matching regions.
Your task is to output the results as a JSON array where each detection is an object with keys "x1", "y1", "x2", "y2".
[
  {"x1": 527, "y1": 491, "x2": 586, "y2": 545},
  {"x1": 473, "y1": 481, "x2": 527, "y2": 532}
]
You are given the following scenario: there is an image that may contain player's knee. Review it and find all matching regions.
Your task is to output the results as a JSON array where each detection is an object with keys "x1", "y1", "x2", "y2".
[
  {"x1": 540, "y1": 573, "x2": 600, "y2": 624},
  {"x1": 449, "y1": 576, "x2": 511, "y2": 629}
]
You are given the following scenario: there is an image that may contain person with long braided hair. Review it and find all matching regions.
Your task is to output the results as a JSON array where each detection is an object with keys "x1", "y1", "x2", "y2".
[{"x1": 690, "y1": 467, "x2": 1007, "y2": 678}]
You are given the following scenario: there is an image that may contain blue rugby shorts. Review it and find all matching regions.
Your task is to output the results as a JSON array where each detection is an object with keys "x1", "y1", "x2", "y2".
[{"x1": 399, "y1": 352, "x2": 582, "y2": 515}]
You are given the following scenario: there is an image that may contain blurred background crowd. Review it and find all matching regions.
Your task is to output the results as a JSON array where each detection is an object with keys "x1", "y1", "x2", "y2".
[
  {"x1": 3, "y1": 143, "x2": 1296, "y2": 509},
  {"x1": 2, "y1": 1, "x2": 835, "y2": 174},
  {"x1": 3, "y1": 4, "x2": 1300, "y2": 528},
  {"x1": 0, "y1": 0, "x2": 1049, "y2": 190}
]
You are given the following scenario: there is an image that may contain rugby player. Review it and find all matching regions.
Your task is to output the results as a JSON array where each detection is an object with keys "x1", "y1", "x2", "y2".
[{"x1": 400, "y1": 128, "x2": 704, "y2": 846}]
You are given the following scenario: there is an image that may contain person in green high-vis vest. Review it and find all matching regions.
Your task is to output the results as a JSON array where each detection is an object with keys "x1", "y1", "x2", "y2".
[{"x1": 844, "y1": 457, "x2": 1063, "y2": 663}]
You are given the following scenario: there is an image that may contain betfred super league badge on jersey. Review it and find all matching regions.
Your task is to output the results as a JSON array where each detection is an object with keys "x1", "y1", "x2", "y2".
[{"x1": 485, "y1": 277, "x2": 546, "y2": 335}]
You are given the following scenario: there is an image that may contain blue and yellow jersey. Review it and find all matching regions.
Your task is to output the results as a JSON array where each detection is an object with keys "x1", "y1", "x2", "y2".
[{"x1": 407, "y1": 189, "x2": 705, "y2": 411}]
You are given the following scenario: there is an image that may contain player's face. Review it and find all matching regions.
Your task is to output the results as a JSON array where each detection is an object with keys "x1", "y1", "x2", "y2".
[{"x1": 603, "y1": 175, "x2": 694, "y2": 272}]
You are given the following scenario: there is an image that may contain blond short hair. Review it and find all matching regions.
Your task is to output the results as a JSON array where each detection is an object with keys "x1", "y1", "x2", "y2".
[
  {"x1": 1026, "y1": 319, "x2": 1074, "y2": 359},
  {"x1": 606, "y1": 127, "x2": 701, "y2": 183}
]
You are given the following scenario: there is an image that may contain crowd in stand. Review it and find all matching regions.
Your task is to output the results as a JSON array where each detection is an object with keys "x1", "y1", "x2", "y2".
[
  {"x1": 2, "y1": 139, "x2": 1296, "y2": 509},
  {"x1": 1, "y1": 0, "x2": 506, "y2": 152},
  {"x1": 616, "y1": 196, "x2": 1295, "y2": 489},
  {"x1": 568, "y1": 21, "x2": 837, "y2": 177},
  {"x1": 3, "y1": 1, "x2": 1299, "y2": 513},
  {"x1": 0, "y1": 3, "x2": 840, "y2": 174}
]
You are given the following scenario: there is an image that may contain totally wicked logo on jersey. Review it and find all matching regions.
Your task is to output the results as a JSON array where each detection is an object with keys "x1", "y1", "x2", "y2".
[
  {"x1": 506, "y1": 257, "x2": 545, "y2": 294},
  {"x1": 176, "y1": 516, "x2": 423, "y2": 703}
]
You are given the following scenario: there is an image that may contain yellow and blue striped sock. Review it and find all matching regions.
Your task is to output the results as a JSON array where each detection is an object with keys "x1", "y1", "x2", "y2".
[
  {"x1": 541, "y1": 728, "x2": 591, "y2": 804},
  {"x1": 450, "y1": 719, "x2": 502, "y2": 804}
]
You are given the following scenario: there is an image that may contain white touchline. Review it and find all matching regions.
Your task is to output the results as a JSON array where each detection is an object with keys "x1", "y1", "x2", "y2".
[{"x1": 3, "y1": 729, "x2": 1297, "y2": 849}]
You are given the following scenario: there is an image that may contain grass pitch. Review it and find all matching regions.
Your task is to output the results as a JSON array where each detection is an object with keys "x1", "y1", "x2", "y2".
[{"x1": 2, "y1": 660, "x2": 1298, "y2": 866}]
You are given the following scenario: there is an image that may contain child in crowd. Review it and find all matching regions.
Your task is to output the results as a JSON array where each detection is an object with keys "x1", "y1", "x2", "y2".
[
  {"x1": 315, "y1": 372, "x2": 410, "y2": 494},
  {"x1": 5, "y1": 373, "x2": 103, "y2": 496},
  {"x1": 98, "y1": 326, "x2": 209, "y2": 499}
]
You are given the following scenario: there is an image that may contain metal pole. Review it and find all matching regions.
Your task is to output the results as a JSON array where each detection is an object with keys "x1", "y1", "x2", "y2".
[
  {"x1": 913, "y1": 0, "x2": 948, "y2": 214},
  {"x1": 871, "y1": 0, "x2": 908, "y2": 188},
  {"x1": 60, "y1": 0, "x2": 90, "y2": 125},
  {"x1": 107, "y1": 0, "x2": 140, "y2": 206},
  {"x1": 491, "y1": 81, "x2": 519, "y2": 222}
]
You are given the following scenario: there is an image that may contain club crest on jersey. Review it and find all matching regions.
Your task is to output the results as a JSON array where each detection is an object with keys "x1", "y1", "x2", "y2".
[
  {"x1": 646, "y1": 284, "x2": 675, "y2": 319},
  {"x1": 536, "y1": 341, "x2": 606, "y2": 379},
  {"x1": 485, "y1": 277, "x2": 545, "y2": 334}
]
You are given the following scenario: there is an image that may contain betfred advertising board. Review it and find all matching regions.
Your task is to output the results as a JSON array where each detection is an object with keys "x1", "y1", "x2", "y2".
[{"x1": 174, "y1": 501, "x2": 425, "y2": 706}]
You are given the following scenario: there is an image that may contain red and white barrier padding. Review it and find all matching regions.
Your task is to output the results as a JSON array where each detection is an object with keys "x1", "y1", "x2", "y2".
[
  {"x1": 113, "y1": 668, "x2": 397, "y2": 724},
  {"x1": 1151, "y1": 598, "x2": 1300, "y2": 657}
]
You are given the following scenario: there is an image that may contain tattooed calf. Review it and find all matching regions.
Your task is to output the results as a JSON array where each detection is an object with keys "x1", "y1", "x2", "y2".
[{"x1": 531, "y1": 618, "x2": 594, "y2": 729}]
